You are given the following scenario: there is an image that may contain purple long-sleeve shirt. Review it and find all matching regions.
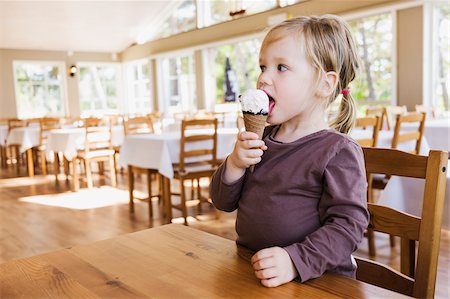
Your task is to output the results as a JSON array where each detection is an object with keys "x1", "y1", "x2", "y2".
[{"x1": 210, "y1": 127, "x2": 369, "y2": 282}]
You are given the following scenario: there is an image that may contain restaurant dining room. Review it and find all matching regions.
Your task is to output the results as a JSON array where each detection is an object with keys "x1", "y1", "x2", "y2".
[{"x1": 0, "y1": 0, "x2": 449, "y2": 298}]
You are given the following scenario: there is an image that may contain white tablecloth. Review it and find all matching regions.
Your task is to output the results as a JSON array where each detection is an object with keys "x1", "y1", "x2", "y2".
[
  {"x1": 401, "y1": 117, "x2": 449, "y2": 152},
  {"x1": 46, "y1": 126, "x2": 124, "y2": 160},
  {"x1": 119, "y1": 128, "x2": 238, "y2": 179},
  {"x1": 6, "y1": 127, "x2": 41, "y2": 153},
  {"x1": 0, "y1": 125, "x2": 8, "y2": 146}
]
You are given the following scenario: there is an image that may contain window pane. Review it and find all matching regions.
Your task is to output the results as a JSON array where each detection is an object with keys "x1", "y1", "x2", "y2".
[
  {"x1": 78, "y1": 63, "x2": 121, "y2": 116},
  {"x1": 211, "y1": 37, "x2": 262, "y2": 104},
  {"x1": 156, "y1": 0, "x2": 196, "y2": 39},
  {"x1": 13, "y1": 61, "x2": 66, "y2": 118},
  {"x1": 434, "y1": 3, "x2": 449, "y2": 111},
  {"x1": 125, "y1": 59, "x2": 152, "y2": 114},
  {"x1": 348, "y1": 13, "x2": 393, "y2": 105}
]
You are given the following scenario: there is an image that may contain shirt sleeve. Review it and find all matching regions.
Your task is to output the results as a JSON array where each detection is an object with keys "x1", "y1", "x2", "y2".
[
  {"x1": 283, "y1": 140, "x2": 369, "y2": 282},
  {"x1": 209, "y1": 157, "x2": 246, "y2": 212}
]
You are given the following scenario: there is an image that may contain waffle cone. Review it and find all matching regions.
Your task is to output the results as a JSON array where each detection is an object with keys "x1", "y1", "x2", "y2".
[{"x1": 243, "y1": 114, "x2": 267, "y2": 139}]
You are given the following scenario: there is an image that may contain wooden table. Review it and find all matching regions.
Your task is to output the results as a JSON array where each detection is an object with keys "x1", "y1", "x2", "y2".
[{"x1": 0, "y1": 224, "x2": 409, "y2": 298}]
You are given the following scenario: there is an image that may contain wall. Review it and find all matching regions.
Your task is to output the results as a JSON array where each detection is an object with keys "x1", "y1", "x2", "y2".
[
  {"x1": 0, "y1": 49, "x2": 116, "y2": 118},
  {"x1": 397, "y1": 6, "x2": 423, "y2": 110}
]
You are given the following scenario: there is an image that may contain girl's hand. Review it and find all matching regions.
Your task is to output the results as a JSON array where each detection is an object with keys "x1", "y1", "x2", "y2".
[
  {"x1": 223, "y1": 131, "x2": 267, "y2": 184},
  {"x1": 251, "y1": 247, "x2": 299, "y2": 287},
  {"x1": 228, "y1": 131, "x2": 267, "y2": 170}
]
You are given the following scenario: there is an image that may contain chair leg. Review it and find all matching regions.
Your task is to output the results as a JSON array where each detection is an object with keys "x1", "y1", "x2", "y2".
[
  {"x1": 180, "y1": 178, "x2": 188, "y2": 225},
  {"x1": 367, "y1": 229, "x2": 376, "y2": 257},
  {"x1": 147, "y1": 169, "x2": 154, "y2": 219},
  {"x1": 53, "y1": 152, "x2": 60, "y2": 182},
  {"x1": 128, "y1": 166, "x2": 135, "y2": 213},
  {"x1": 85, "y1": 159, "x2": 93, "y2": 189},
  {"x1": 15, "y1": 146, "x2": 20, "y2": 176},
  {"x1": 40, "y1": 151, "x2": 47, "y2": 175},
  {"x1": 108, "y1": 156, "x2": 117, "y2": 187},
  {"x1": 389, "y1": 235, "x2": 396, "y2": 248},
  {"x1": 72, "y1": 159, "x2": 79, "y2": 191}
]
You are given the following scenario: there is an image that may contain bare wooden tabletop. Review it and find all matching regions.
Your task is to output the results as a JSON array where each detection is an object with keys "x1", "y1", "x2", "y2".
[{"x1": 0, "y1": 224, "x2": 410, "y2": 298}]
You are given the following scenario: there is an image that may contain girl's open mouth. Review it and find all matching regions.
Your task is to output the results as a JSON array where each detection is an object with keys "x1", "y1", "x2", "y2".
[{"x1": 268, "y1": 95, "x2": 275, "y2": 114}]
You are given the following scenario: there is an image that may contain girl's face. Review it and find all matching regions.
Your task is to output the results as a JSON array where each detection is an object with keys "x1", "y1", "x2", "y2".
[{"x1": 257, "y1": 34, "x2": 322, "y2": 125}]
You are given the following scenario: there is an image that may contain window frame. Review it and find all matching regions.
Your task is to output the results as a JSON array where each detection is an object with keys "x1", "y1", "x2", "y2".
[
  {"x1": 124, "y1": 58, "x2": 153, "y2": 115},
  {"x1": 77, "y1": 61, "x2": 123, "y2": 117},
  {"x1": 12, "y1": 60, "x2": 69, "y2": 118}
]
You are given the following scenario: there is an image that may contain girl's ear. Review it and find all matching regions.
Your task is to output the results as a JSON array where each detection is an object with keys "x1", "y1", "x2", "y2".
[{"x1": 316, "y1": 71, "x2": 338, "y2": 98}]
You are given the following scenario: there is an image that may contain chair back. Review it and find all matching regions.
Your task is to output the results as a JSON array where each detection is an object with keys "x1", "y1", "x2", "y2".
[
  {"x1": 7, "y1": 118, "x2": 27, "y2": 132},
  {"x1": 415, "y1": 105, "x2": 439, "y2": 119},
  {"x1": 354, "y1": 116, "x2": 381, "y2": 147},
  {"x1": 366, "y1": 106, "x2": 389, "y2": 130},
  {"x1": 39, "y1": 117, "x2": 61, "y2": 145},
  {"x1": 82, "y1": 117, "x2": 112, "y2": 152},
  {"x1": 124, "y1": 116, "x2": 154, "y2": 135},
  {"x1": 355, "y1": 147, "x2": 448, "y2": 298},
  {"x1": 178, "y1": 118, "x2": 218, "y2": 173},
  {"x1": 391, "y1": 112, "x2": 426, "y2": 154}
]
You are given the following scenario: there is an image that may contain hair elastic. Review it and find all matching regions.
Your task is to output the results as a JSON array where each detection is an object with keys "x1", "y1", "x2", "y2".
[{"x1": 342, "y1": 88, "x2": 351, "y2": 96}]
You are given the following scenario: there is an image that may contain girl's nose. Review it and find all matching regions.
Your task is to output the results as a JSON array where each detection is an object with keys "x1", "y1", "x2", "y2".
[{"x1": 257, "y1": 71, "x2": 272, "y2": 88}]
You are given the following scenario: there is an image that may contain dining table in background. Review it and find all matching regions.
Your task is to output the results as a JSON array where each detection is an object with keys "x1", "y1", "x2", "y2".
[
  {"x1": 5, "y1": 126, "x2": 41, "y2": 176},
  {"x1": 46, "y1": 126, "x2": 124, "y2": 180},
  {"x1": 401, "y1": 117, "x2": 449, "y2": 151},
  {"x1": 0, "y1": 224, "x2": 409, "y2": 299},
  {"x1": 119, "y1": 127, "x2": 238, "y2": 223}
]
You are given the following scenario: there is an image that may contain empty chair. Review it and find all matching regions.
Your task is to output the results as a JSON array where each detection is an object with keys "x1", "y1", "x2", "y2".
[
  {"x1": 124, "y1": 115, "x2": 154, "y2": 135},
  {"x1": 71, "y1": 117, "x2": 117, "y2": 191},
  {"x1": 171, "y1": 118, "x2": 218, "y2": 224},
  {"x1": 391, "y1": 112, "x2": 426, "y2": 154},
  {"x1": 34, "y1": 117, "x2": 61, "y2": 175},
  {"x1": 415, "y1": 105, "x2": 439, "y2": 119},
  {"x1": 353, "y1": 116, "x2": 381, "y2": 147},
  {"x1": 366, "y1": 106, "x2": 389, "y2": 130},
  {"x1": 355, "y1": 147, "x2": 448, "y2": 298}
]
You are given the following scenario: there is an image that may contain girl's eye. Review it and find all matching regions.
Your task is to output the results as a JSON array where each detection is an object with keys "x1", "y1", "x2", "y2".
[
  {"x1": 259, "y1": 65, "x2": 266, "y2": 72},
  {"x1": 277, "y1": 64, "x2": 287, "y2": 72}
]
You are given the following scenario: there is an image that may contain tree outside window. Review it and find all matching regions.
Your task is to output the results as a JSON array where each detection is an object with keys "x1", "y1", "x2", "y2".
[
  {"x1": 13, "y1": 61, "x2": 66, "y2": 118},
  {"x1": 78, "y1": 63, "x2": 121, "y2": 117},
  {"x1": 209, "y1": 37, "x2": 262, "y2": 104},
  {"x1": 348, "y1": 13, "x2": 393, "y2": 107}
]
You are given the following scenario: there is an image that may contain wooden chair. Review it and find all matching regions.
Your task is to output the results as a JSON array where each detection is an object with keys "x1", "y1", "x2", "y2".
[
  {"x1": 171, "y1": 118, "x2": 219, "y2": 224},
  {"x1": 366, "y1": 106, "x2": 389, "y2": 130},
  {"x1": 391, "y1": 112, "x2": 426, "y2": 155},
  {"x1": 71, "y1": 117, "x2": 117, "y2": 191},
  {"x1": 6, "y1": 118, "x2": 28, "y2": 174},
  {"x1": 354, "y1": 116, "x2": 381, "y2": 147},
  {"x1": 125, "y1": 115, "x2": 161, "y2": 221},
  {"x1": 386, "y1": 105, "x2": 408, "y2": 130},
  {"x1": 33, "y1": 117, "x2": 61, "y2": 175},
  {"x1": 415, "y1": 105, "x2": 439, "y2": 119},
  {"x1": 355, "y1": 147, "x2": 448, "y2": 298},
  {"x1": 124, "y1": 115, "x2": 154, "y2": 135}
]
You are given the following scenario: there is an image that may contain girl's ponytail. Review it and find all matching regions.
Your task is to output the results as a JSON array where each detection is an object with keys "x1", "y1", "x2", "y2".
[{"x1": 330, "y1": 88, "x2": 357, "y2": 134}]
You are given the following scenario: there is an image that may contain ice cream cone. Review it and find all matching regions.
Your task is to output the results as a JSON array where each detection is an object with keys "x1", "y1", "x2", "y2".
[
  {"x1": 243, "y1": 113, "x2": 267, "y2": 172},
  {"x1": 243, "y1": 114, "x2": 267, "y2": 140}
]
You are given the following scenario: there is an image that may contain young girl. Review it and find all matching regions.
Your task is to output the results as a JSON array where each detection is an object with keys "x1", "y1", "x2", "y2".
[{"x1": 210, "y1": 15, "x2": 369, "y2": 287}]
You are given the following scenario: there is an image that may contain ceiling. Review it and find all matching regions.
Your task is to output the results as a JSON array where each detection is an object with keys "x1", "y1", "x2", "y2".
[{"x1": 0, "y1": 1, "x2": 179, "y2": 53}]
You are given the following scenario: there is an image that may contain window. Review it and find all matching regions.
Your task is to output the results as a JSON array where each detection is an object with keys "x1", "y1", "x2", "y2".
[
  {"x1": 156, "y1": 0, "x2": 196, "y2": 39},
  {"x1": 78, "y1": 63, "x2": 122, "y2": 117},
  {"x1": 348, "y1": 13, "x2": 394, "y2": 105},
  {"x1": 431, "y1": 2, "x2": 449, "y2": 111},
  {"x1": 208, "y1": 37, "x2": 262, "y2": 105},
  {"x1": 125, "y1": 59, "x2": 152, "y2": 114},
  {"x1": 13, "y1": 61, "x2": 67, "y2": 118},
  {"x1": 200, "y1": 0, "x2": 277, "y2": 27},
  {"x1": 159, "y1": 54, "x2": 196, "y2": 114}
]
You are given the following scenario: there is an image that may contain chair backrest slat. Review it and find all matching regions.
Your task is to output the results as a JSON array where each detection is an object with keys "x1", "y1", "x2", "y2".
[
  {"x1": 354, "y1": 116, "x2": 381, "y2": 147},
  {"x1": 391, "y1": 112, "x2": 426, "y2": 155},
  {"x1": 124, "y1": 116, "x2": 154, "y2": 135}
]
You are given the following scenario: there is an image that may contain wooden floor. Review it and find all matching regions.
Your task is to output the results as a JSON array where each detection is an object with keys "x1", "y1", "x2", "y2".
[{"x1": 0, "y1": 165, "x2": 448, "y2": 298}]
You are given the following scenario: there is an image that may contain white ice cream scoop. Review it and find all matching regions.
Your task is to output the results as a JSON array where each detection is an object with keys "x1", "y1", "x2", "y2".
[{"x1": 239, "y1": 89, "x2": 269, "y2": 115}]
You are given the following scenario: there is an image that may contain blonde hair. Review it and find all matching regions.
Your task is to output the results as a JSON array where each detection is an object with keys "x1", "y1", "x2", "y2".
[{"x1": 261, "y1": 15, "x2": 360, "y2": 134}]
